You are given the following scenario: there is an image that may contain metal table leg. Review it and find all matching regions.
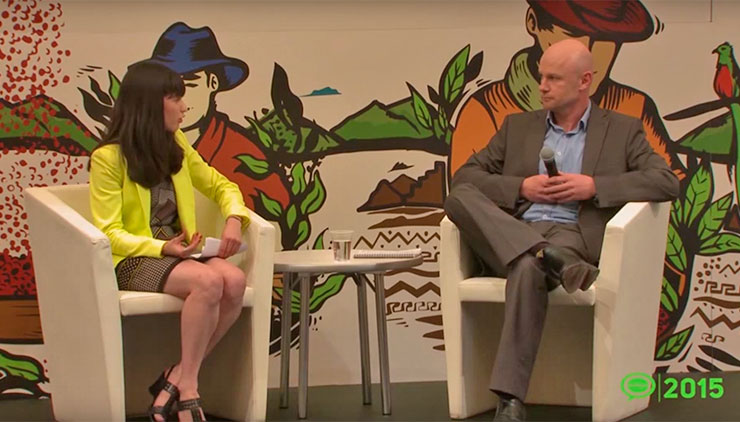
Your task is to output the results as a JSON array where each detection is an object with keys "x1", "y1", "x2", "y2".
[
  {"x1": 298, "y1": 273, "x2": 311, "y2": 419},
  {"x1": 373, "y1": 273, "x2": 392, "y2": 415},
  {"x1": 352, "y1": 273, "x2": 372, "y2": 405},
  {"x1": 279, "y1": 272, "x2": 293, "y2": 408}
]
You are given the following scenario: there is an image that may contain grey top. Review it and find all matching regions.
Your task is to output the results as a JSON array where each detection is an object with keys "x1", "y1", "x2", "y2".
[{"x1": 274, "y1": 250, "x2": 423, "y2": 273}]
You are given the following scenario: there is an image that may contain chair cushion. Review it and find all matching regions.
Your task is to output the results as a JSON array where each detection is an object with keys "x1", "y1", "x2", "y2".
[
  {"x1": 119, "y1": 287, "x2": 254, "y2": 316},
  {"x1": 458, "y1": 277, "x2": 596, "y2": 306}
]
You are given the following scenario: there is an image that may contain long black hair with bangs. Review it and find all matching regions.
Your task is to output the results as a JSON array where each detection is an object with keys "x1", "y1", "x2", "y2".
[{"x1": 101, "y1": 61, "x2": 186, "y2": 188}]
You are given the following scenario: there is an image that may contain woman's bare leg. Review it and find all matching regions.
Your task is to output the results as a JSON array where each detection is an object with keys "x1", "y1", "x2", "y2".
[
  {"x1": 201, "y1": 258, "x2": 247, "y2": 355},
  {"x1": 150, "y1": 259, "x2": 223, "y2": 421}
]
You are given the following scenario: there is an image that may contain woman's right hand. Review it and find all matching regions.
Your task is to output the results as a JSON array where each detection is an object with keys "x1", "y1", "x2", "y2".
[{"x1": 162, "y1": 232, "x2": 202, "y2": 258}]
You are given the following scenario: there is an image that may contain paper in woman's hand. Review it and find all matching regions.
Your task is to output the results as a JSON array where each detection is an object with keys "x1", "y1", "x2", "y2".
[{"x1": 190, "y1": 237, "x2": 247, "y2": 259}]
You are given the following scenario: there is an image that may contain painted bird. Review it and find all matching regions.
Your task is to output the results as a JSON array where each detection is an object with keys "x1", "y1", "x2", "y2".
[
  {"x1": 712, "y1": 42, "x2": 740, "y2": 215},
  {"x1": 713, "y1": 42, "x2": 740, "y2": 99}
]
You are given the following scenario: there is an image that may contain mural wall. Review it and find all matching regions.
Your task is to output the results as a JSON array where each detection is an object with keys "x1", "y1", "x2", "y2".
[{"x1": 1, "y1": 0, "x2": 739, "y2": 399}]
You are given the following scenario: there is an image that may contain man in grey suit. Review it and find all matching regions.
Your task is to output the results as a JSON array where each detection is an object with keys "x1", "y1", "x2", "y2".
[{"x1": 443, "y1": 40, "x2": 679, "y2": 421}]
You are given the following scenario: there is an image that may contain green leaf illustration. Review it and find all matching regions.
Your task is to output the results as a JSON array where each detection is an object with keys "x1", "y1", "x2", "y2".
[
  {"x1": 407, "y1": 83, "x2": 432, "y2": 130},
  {"x1": 309, "y1": 274, "x2": 349, "y2": 312},
  {"x1": 286, "y1": 204, "x2": 297, "y2": 229},
  {"x1": 656, "y1": 326, "x2": 694, "y2": 360},
  {"x1": 291, "y1": 162, "x2": 307, "y2": 195},
  {"x1": 259, "y1": 191, "x2": 283, "y2": 218},
  {"x1": 313, "y1": 229, "x2": 327, "y2": 250},
  {"x1": 676, "y1": 111, "x2": 732, "y2": 158},
  {"x1": 278, "y1": 273, "x2": 349, "y2": 313},
  {"x1": 108, "y1": 71, "x2": 120, "y2": 100},
  {"x1": 442, "y1": 44, "x2": 470, "y2": 104},
  {"x1": 295, "y1": 220, "x2": 310, "y2": 248},
  {"x1": 700, "y1": 233, "x2": 740, "y2": 255},
  {"x1": 670, "y1": 199, "x2": 682, "y2": 228},
  {"x1": 0, "y1": 349, "x2": 47, "y2": 382},
  {"x1": 438, "y1": 107, "x2": 449, "y2": 131},
  {"x1": 300, "y1": 172, "x2": 326, "y2": 215},
  {"x1": 697, "y1": 192, "x2": 733, "y2": 241},
  {"x1": 246, "y1": 116, "x2": 274, "y2": 149},
  {"x1": 660, "y1": 277, "x2": 678, "y2": 312},
  {"x1": 235, "y1": 154, "x2": 270, "y2": 178},
  {"x1": 683, "y1": 164, "x2": 712, "y2": 226},
  {"x1": 666, "y1": 222, "x2": 687, "y2": 271}
]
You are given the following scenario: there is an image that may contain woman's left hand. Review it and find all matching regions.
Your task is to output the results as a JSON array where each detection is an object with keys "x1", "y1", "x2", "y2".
[{"x1": 218, "y1": 216, "x2": 243, "y2": 258}]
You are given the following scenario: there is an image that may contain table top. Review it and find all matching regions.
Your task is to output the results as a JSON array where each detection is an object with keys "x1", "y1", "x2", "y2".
[{"x1": 274, "y1": 249, "x2": 423, "y2": 273}]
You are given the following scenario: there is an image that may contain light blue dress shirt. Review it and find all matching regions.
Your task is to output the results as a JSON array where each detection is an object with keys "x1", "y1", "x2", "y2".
[{"x1": 521, "y1": 102, "x2": 591, "y2": 223}]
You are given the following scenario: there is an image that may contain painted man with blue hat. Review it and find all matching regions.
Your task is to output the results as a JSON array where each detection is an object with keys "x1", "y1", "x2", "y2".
[{"x1": 144, "y1": 22, "x2": 289, "y2": 209}]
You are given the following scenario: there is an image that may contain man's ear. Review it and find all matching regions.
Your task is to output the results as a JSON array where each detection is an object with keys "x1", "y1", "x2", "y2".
[
  {"x1": 526, "y1": 7, "x2": 538, "y2": 37},
  {"x1": 206, "y1": 72, "x2": 220, "y2": 92},
  {"x1": 581, "y1": 71, "x2": 593, "y2": 90}
]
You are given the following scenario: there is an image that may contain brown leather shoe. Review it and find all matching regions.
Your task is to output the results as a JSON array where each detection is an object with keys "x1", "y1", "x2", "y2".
[
  {"x1": 538, "y1": 246, "x2": 599, "y2": 293},
  {"x1": 493, "y1": 396, "x2": 526, "y2": 421}
]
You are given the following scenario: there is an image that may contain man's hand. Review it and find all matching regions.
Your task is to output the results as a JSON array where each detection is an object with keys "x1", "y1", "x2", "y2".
[
  {"x1": 520, "y1": 174, "x2": 557, "y2": 203},
  {"x1": 218, "y1": 216, "x2": 243, "y2": 258},
  {"x1": 162, "y1": 232, "x2": 202, "y2": 258},
  {"x1": 543, "y1": 173, "x2": 596, "y2": 203}
]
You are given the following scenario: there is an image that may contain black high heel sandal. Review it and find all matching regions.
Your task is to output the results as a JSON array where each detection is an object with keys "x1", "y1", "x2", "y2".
[
  {"x1": 178, "y1": 398, "x2": 206, "y2": 422},
  {"x1": 148, "y1": 366, "x2": 177, "y2": 397},
  {"x1": 148, "y1": 367, "x2": 180, "y2": 422}
]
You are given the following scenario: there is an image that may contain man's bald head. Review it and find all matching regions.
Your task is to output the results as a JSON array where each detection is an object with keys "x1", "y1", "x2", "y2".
[
  {"x1": 538, "y1": 39, "x2": 594, "y2": 117},
  {"x1": 541, "y1": 39, "x2": 594, "y2": 76}
]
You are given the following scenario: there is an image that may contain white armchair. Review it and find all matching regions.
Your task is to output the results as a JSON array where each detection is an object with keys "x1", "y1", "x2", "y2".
[
  {"x1": 24, "y1": 184, "x2": 275, "y2": 421},
  {"x1": 440, "y1": 201, "x2": 670, "y2": 422}
]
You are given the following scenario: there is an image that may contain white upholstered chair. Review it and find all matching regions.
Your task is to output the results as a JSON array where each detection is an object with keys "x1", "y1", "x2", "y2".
[
  {"x1": 25, "y1": 184, "x2": 275, "y2": 421},
  {"x1": 440, "y1": 201, "x2": 671, "y2": 422}
]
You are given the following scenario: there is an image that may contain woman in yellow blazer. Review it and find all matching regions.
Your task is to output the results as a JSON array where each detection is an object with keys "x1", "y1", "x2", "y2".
[{"x1": 89, "y1": 62, "x2": 250, "y2": 422}]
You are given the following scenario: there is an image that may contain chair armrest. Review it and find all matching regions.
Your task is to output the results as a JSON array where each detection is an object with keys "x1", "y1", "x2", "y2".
[
  {"x1": 440, "y1": 216, "x2": 478, "y2": 286},
  {"x1": 24, "y1": 186, "x2": 125, "y2": 414},
  {"x1": 597, "y1": 201, "x2": 671, "y2": 300},
  {"x1": 592, "y1": 201, "x2": 671, "y2": 419},
  {"x1": 234, "y1": 208, "x2": 275, "y2": 292}
]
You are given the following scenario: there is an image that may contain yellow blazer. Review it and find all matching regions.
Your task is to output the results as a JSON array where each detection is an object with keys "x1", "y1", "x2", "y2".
[{"x1": 89, "y1": 130, "x2": 251, "y2": 267}]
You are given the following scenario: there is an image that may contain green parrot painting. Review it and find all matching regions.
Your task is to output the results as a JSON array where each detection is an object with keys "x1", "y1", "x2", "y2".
[
  {"x1": 712, "y1": 42, "x2": 740, "y2": 99},
  {"x1": 672, "y1": 42, "x2": 740, "y2": 214},
  {"x1": 713, "y1": 42, "x2": 740, "y2": 208}
]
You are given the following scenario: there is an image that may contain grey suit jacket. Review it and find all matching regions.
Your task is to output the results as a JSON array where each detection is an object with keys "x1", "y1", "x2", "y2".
[{"x1": 452, "y1": 104, "x2": 679, "y2": 262}]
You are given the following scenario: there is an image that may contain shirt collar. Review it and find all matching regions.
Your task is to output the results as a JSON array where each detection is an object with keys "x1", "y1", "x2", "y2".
[{"x1": 546, "y1": 101, "x2": 592, "y2": 133}]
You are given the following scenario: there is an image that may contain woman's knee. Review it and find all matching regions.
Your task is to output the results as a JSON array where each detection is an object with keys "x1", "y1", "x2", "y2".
[
  {"x1": 191, "y1": 267, "x2": 224, "y2": 303},
  {"x1": 220, "y1": 266, "x2": 247, "y2": 303}
]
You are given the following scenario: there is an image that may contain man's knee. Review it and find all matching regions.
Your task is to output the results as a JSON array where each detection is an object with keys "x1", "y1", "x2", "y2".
[{"x1": 444, "y1": 183, "x2": 477, "y2": 221}]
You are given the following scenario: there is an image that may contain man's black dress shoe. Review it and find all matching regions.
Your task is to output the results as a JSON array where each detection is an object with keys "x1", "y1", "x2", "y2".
[
  {"x1": 493, "y1": 396, "x2": 526, "y2": 421},
  {"x1": 537, "y1": 245, "x2": 599, "y2": 293}
]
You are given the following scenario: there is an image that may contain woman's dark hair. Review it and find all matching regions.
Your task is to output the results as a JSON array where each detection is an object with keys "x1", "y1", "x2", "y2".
[{"x1": 100, "y1": 61, "x2": 186, "y2": 188}]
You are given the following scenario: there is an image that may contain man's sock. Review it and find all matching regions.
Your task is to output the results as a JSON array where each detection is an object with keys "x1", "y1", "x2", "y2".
[
  {"x1": 495, "y1": 391, "x2": 520, "y2": 402},
  {"x1": 530, "y1": 241, "x2": 548, "y2": 258}
]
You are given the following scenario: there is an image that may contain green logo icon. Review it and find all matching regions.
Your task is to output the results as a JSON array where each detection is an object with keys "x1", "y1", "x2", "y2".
[{"x1": 621, "y1": 372, "x2": 656, "y2": 401}]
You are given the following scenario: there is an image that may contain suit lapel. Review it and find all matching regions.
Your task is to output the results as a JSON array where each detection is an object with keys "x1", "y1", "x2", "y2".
[
  {"x1": 524, "y1": 110, "x2": 548, "y2": 175},
  {"x1": 581, "y1": 105, "x2": 608, "y2": 176}
]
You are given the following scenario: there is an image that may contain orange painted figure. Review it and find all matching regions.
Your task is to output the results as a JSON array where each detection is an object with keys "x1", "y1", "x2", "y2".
[{"x1": 450, "y1": 0, "x2": 684, "y2": 179}]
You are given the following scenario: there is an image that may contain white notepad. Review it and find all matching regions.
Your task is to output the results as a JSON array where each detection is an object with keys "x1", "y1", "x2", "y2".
[
  {"x1": 190, "y1": 237, "x2": 247, "y2": 259},
  {"x1": 353, "y1": 248, "x2": 422, "y2": 259}
]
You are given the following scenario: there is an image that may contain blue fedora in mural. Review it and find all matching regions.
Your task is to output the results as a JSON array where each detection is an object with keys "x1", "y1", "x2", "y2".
[{"x1": 144, "y1": 21, "x2": 248, "y2": 91}]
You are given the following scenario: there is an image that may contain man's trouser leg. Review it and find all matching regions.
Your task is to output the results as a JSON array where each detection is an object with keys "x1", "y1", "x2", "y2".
[
  {"x1": 444, "y1": 183, "x2": 594, "y2": 401},
  {"x1": 489, "y1": 221, "x2": 594, "y2": 399},
  {"x1": 443, "y1": 183, "x2": 544, "y2": 272}
]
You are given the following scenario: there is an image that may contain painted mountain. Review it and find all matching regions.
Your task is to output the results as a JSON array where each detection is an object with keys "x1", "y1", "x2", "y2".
[{"x1": 358, "y1": 161, "x2": 446, "y2": 211}]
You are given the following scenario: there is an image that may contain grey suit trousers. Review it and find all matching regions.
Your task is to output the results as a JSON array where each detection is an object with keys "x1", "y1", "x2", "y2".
[{"x1": 444, "y1": 183, "x2": 594, "y2": 401}]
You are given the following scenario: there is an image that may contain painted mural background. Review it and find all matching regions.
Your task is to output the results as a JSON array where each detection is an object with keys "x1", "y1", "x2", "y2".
[{"x1": 1, "y1": 0, "x2": 739, "y2": 399}]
